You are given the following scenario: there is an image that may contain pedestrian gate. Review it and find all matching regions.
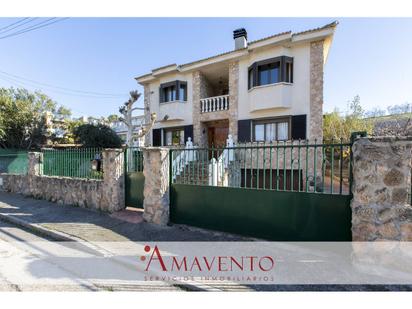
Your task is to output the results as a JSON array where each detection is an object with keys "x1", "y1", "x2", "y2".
[{"x1": 125, "y1": 148, "x2": 144, "y2": 209}]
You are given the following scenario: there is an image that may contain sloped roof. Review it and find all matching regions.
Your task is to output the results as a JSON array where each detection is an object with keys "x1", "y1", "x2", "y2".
[{"x1": 136, "y1": 21, "x2": 338, "y2": 81}]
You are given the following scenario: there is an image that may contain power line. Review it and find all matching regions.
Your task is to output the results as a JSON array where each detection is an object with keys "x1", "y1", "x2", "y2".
[
  {"x1": 0, "y1": 18, "x2": 68, "y2": 40},
  {"x1": 0, "y1": 17, "x2": 31, "y2": 32},
  {"x1": 0, "y1": 17, "x2": 38, "y2": 35},
  {"x1": 0, "y1": 74, "x2": 127, "y2": 100},
  {"x1": 0, "y1": 70, "x2": 127, "y2": 98}
]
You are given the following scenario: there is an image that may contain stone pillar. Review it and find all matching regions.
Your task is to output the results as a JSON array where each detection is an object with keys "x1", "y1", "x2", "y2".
[
  {"x1": 102, "y1": 148, "x2": 125, "y2": 212},
  {"x1": 351, "y1": 137, "x2": 412, "y2": 241},
  {"x1": 192, "y1": 71, "x2": 210, "y2": 147},
  {"x1": 142, "y1": 147, "x2": 170, "y2": 225},
  {"x1": 309, "y1": 40, "x2": 324, "y2": 142},
  {"x1": 228, "y1": 61, "x2": 239, "y2": 142},
  {"x1": 28, "y1": 152, "x2": 42, "y2": 176},
  {"x1": 143, "y1": 84, "x2": 152, "y2": 146}
]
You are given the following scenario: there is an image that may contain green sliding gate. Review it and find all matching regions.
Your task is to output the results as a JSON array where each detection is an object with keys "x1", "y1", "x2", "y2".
[
  {"x1": 169, "y1": 140, "x2": 353, "y2": 241},
  {"x1": 125, "y1": 147, "x2": 144, "y2": 209}
]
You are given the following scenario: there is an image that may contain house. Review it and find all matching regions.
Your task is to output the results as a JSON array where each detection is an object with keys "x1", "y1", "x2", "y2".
[
  {"x1": 136, "y1": 21, "x2": 337, "y2": 148},
  {"x1": 109, "y1": 115, "x2": 145, "y2": 147}
]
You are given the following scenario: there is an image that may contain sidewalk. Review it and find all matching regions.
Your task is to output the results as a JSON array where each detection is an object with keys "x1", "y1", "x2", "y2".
[{"x1": 0, "y1": 191, "x2": 246, "y2": 242}]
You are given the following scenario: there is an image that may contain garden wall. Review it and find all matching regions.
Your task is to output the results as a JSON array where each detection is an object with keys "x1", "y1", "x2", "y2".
[{"x1": 0, "y1": 149, "x2": 124, "y2": 212}]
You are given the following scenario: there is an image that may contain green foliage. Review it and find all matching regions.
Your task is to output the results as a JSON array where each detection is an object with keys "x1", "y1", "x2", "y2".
[
  {"x1": 56, "y1": 105, "x2": 72, "y2": 119},
  {"x1": 0, "y1": 87, "x2": 57, "y2": 149},
  {"x1": 107, "y1": 114, "x2": 119, "y2": 122},
  {"x1": 323, "y1": 95, "x2": 373, "y2": 141},
  {"x1": 74, "y1": 123, "x2": 122, "y2": 148}
]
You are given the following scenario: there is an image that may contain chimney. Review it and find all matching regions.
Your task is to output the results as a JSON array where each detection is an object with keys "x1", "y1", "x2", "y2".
[{"x1": 233, "y1": 28, "x2": 247, "y2": 50}]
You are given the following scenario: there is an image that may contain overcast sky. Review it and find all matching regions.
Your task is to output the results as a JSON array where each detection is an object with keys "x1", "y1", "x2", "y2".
[{"x1": 0, "y1": 17, "x2": 411, "y2": 117}]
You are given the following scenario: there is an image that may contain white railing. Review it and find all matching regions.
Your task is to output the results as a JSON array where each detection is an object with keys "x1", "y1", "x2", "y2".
[
  {"x1": 209, "y1": 135, "x2": 235, "y2": 186},
  {"x1": 172, "y1": 137, "x2": 197, "y2": 181},
  {"x1": 200, "y1": 94, "x2": 229, "y2": 113}
]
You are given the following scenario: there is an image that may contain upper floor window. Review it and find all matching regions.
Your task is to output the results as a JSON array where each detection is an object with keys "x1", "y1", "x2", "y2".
[
  {"x1": 248, "y1": 56, "x2": 293, "y2": 89},
  {"x1": 160, "y1": 80, "x2": 187, "y2": 103}
]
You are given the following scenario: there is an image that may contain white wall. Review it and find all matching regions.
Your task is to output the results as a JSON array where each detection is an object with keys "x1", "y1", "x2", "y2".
[
  {"x1": 238, "y1": 43, "x2": 311, "y2": 135},
  {"x1": 145, "y1": 41, "x2": 312, "y2": 136},
  {"x1": 148, "y1": 73, "x2": 193, "y2": 130}
]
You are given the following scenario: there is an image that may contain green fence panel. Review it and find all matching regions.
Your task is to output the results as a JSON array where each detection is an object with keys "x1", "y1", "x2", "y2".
[
  {"x1": 0, "y1": 151, "x2": 28, "y2": 175},
  {"x1": 170, "y1": 184, "x2": 352, "y2": 241},
  {"x1": 41, "y1": 148, "x2": 103, "y2": 179}
]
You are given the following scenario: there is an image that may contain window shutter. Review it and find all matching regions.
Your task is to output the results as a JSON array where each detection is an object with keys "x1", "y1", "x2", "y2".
[
  {"x1": 183, "y1": 125, "x2": 193, "y2": 144},
  {"x1": 152, "y1": 128, "x2": 162, "y2": 146},
  {"x1": 175, "y1": 81, "x2": 180, "y2": 101},
  {"x1": 291, "y1": 115, "x2": 307, "y2": 140},
  {"x1": 238, "y1": 120, "x2": 252, "y2": 143},
  {"x1": 159, "y1": 87, "x2": 163, "y2": 103}
]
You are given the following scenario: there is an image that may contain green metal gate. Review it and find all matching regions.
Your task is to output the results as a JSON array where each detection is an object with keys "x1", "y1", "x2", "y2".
[
  {"x1": 125, "y1": 147, "x2": 144, "y2": 209},
  {"x1": 169, "y1": 140, "x2": 353, "y2": 241}
]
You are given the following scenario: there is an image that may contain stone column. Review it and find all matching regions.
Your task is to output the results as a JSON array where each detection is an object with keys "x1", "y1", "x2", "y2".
[
  {"x1": 309, "y1": 40, "x2": 324, "y2": 142},
  {"x1": 28, "y1": 152, "x2": 42, "y2": 176},
  {"x1": 102, "y1": 148, "x2": 125, "y2": 212},
  {"x1": 228, "y1": 61, "x2": 239, "y2": 142},
  {"x1": 142, "y1": 147, "x2": 170, "y2": 225},
  {"x1": 143, "y1": 84, "x2": 152, "y2": 146},
  {"x1": 351, "y1": 137, "x2": 412, "y2": 241}
]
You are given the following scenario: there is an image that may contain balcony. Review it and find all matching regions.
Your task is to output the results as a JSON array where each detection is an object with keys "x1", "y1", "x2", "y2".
[
  {"x1": 249, "y1": 82, "x2": 292, "y2": 112},
  {"x1": 200, "y1": 95, "x2": 229, "y2": 113}
]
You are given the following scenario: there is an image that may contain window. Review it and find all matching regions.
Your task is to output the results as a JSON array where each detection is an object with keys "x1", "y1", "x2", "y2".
[
  {"x1": 248, "y1": 56, "x2": 293, "y2": 88},
  {"x1": 179, "y1": 83, "x2": 187, "y2": 101},
  {"x1": 160, "y1": 81, "x2": 187, "y2": 103},
  {"x1": 253, "y1": 118, "x2": 290, "y2": 142},
  {"x1": 164, "y1": 85, "x2": 176, "y2": 102},
  {"x1": 164, "y1": 128, "x2": 185, "y2": 146},
  {"x1": 285, "y1": 61, "x2": 293, "y2": 83},
  {"x1": 258, "y1": 62, "x2": 280, "y2": 85}
]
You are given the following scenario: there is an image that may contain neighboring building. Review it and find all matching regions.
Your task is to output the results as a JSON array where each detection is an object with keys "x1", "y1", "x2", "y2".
[
  {"x1": 110, "y1": 115, "x2": 145, "y2": 147},
  {"x1": 136, "y1": 22, "x2": 336, "y2": 147}
]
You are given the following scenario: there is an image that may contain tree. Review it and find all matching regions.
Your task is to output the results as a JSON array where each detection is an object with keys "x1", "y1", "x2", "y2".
[
  {"x1": 0, "y1": 87, "x2": 57, "y2": 149},
  {"x1": 119, "y1": 90, "x2": 156, "y2": 147},
  {"x1": 55, "y1": 105, "x2": 72, "y2": 120},
  {"x1": 73, "y1": 123, "x2": 122, "y2": 148},
  {"x1": 107, "y1": 114, "x2": 119, "y2": 123},
  {"x1": 323, "y1": 95, "x2": 373, "y2": 141}
]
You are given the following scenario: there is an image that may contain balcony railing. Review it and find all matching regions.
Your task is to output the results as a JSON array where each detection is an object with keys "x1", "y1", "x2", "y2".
[{"x1": 200, "y1": 94, "x2": 229, "y2": 113}]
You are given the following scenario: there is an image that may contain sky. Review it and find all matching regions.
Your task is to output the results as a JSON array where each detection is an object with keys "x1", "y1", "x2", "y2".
[{"x1": 0, "y1": 17, "x2": 411, "y2": 118}]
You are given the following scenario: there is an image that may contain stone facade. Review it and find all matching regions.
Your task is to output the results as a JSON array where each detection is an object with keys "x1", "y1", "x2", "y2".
[
  {"x1": 192, "y1": 61, "x2": 239, "y2": 147},
  {"x1": 142, "y1": 147, "x2": 170, "y2": 225},
  {"x1": 0, "y1": 149, "x2": 125, "y2": 213},
  {"x1": 144, "y1": 84, "x2": 152, "y2": 146},
  {"x1": 351, "y1": 137, "x2": 412, "y2": 241},
  {"x1": 309, "y1": 40, "x2": 324, "y2": 141}
]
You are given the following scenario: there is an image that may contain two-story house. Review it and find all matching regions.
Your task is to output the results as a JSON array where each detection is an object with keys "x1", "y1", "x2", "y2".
[{"x1": 136, "y1": 21, "x2": 337, "y2": 148}]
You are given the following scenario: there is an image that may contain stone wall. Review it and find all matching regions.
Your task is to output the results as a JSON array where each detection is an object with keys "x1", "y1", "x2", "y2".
[
  {"x1": 142, "y1": 147, "x2": 170, "y2": 225},
  {"x1": 351, "y1": 137, "x2": 412, "y2": 241},
  {"x1": 309, "y1": 40, "x2": 324, "y2": 141},
  {"x1": 373, "y1": 117, "x2": 412, "y2": 137},
  {"x1": 0, "y1": 149, "x2": 125, "y2": 213}
]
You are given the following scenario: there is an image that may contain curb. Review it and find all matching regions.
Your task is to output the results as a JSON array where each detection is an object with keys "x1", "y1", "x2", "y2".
[{"x1": 0, "y1": 212, "x2": 222, "y2": 292}]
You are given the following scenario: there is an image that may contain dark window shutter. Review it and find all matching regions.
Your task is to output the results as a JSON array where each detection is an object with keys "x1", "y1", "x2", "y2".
[
  {"x1": 183, "y1": 125, "x2": 193, "y2": 144},
  {"x1": 152, "y1": 128, "x2": 162, "y2": 146},
  {"x1": 291, "y1": 115, "x2": 307, "y2": 140},
  {"x1": 159, "y1": 87, "x2": 163, "y2": 103},
  {"x1": 238, "y1": 120, "x2": 251, "y2": 143}
]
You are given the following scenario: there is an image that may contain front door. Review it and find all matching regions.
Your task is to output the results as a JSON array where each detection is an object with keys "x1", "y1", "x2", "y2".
[{"x1": 208, "y1": 126, "x2": 228, "y2": 159}]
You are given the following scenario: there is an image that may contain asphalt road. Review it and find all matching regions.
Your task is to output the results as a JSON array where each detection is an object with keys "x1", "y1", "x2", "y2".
[{"x1": 0, "y1": 220, "x2": 184, "y2": 292}]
